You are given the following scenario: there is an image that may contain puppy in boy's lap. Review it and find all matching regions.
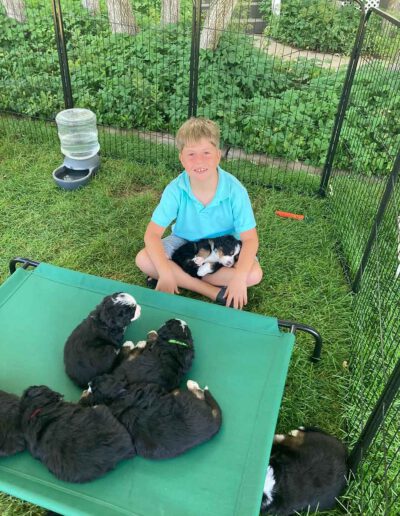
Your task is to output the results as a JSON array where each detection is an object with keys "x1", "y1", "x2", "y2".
[
  {"x1": 261, "y1": 427, "x2": 348, "y2": 515},
  {"x1": 20, "y1": 385, "x2": 135, "y2": 483},
  {"x1": 64, "y1": 292, "x2": 141, "y2": 388},
  {"x1": 171, "y1": 235, "x2": 242, "y2": 278},
  {"x1": 80, "y1": 375, "x2": 222, "y2": 460},
  {"x1": 112, "y1": 318, "x2": 195, "y2": 392}
]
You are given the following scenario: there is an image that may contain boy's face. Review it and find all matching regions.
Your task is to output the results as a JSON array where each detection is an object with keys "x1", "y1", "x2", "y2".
[{"x1": 179, "y1": 138, "x2": 221, "y2": 183}]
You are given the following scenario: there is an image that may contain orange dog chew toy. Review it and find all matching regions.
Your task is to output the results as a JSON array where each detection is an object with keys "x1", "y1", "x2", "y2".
[{"x1": 275, "y1": 210, "x2": 305, "y2": 220}]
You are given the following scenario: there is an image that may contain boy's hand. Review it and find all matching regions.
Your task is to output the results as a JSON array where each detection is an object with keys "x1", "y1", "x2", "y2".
[
  {"x1": 156, "y1": 274, "x2": 180, "y2": 295},
  {"x1": 224, "y1": 272, "x2": 248, "y2": 309}
]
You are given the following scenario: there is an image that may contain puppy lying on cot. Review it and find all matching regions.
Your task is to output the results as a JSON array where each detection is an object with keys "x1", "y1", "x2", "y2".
[
  {"x1": 112, "y1": 318, "x2": 195, "y2": 392},
  {"x1": 64, "y1": 292, "x2": 141, "y2": 388},
  {"x1": 0, "y1": 389, "x2": 25, "y2": 456},
  {"x1": 20, "y1": 385, "x2": 135, "y2": 483},
  {"x1": 80, "y1": 375, "x2": 222, "y2": 460}
]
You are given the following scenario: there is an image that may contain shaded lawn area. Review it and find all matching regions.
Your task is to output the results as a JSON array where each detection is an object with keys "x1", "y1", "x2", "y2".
[{"x1": 0, "y1": 130, "x2": 352, "y2": 515}]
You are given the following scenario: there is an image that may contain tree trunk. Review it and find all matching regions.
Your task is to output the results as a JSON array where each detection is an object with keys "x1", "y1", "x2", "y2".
[
  {"x1": 200, "y1": 0, "x2": 239, "y2": 50},
  {"x1": 1, "y1": 0, "x2": 26, "y2": 23},
  {"x1": 82, "y1": 0, "x2": 100, "y2": 15},
  {"x1": 161, "y1": 0, "x2": 180, "y2": 25},
  {"x1": 106, "y1": 0, "x2": 139, "y2": 35}
]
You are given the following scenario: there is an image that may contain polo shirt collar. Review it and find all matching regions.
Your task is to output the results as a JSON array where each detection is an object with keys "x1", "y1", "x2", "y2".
[{"x1": 178, "y1": 167, "x2": 230, "y2": 206}]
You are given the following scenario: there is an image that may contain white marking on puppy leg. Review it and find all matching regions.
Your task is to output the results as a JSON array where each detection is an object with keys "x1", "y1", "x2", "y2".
[
  {"x1": 273, "y1": 434, "x2": 285, "y2": 443},
  {"x1": 135, "y1": 340, "x2": 147, "y2": 349},
  {"x1": 122, "y1": 341, "x2": 135, "y2": 350},
  {"x1": 289, "y1": 429, "x2": 300, "y2": 437},
  {"x1": 197, "y1": 262, "x2": 213, "y2": 276},
  {"x1": 187, "y1": 380, "x2": 200, "y2": 391},
  {"x1": 263, "y1": 466, "x2": 275, "y2": 504}
]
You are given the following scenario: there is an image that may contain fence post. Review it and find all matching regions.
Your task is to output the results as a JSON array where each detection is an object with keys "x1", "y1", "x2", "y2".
[
  {"x1": 319, "y1": 6, "x2": 369, "y2": 196},
  {"x1": 348, "y1": 358, "x2": 400, "y2": 475},
  {"x1": 51, "y1": 0, "x2": 73, "y2": 109},
  {"x1": 188, "y1": 0, "x2": 202, "y2": 118},
  {"x1": 352, "y1": 150, "x2": 400, "y2": 293}
]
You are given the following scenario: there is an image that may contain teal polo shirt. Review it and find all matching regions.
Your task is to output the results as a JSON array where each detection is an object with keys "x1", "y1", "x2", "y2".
[{"x1": 151, "y1": 167, "x2": 256, "y2": 241}]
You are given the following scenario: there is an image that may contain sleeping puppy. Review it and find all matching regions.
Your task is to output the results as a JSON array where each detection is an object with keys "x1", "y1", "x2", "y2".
[
  {"x1": 0, "y1": 390, "x2": 25, "y2": 456},
  {"x1": 261, "y1": 427, "x2": 348, "y2": 515},
  {"x1": 20, "y1": 385, "x2": 135, "y2": 483},
  {"x1": 171, "y1": 235, "x2": 242, "y2": 277},
  {"x1": 64, "y1": 292, "x2": 141, "y2": 388},
  {"x1": 112, "y1": 318, "x2": 194, "y2": 391},
  {"x1": 80, "y1": 376, "x2": 222, "y2": 460}
]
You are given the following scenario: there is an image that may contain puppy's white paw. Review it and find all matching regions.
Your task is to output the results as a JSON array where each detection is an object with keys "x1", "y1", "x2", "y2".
[
  {"x1": 193, "y1": 256, "x2": 205, "y2": 266},
  {"x1": 273, "y1": 434, "x2": 285, "y2": 443},
  {"x1": 289, "y1": 429, "x2": 301, "y2": 437},
  {"x1": 122, "y1": 341, "x2": 135, "y2": 350},
  {"x1": 135, "y1": 340, "x2": 147, "y2": 349},
  {"x1": 197, "y1": 263, "x2": 213, "y2": 277},
  {"x1": 187, "y1": 380, "x2": 200, "y2": 391}
]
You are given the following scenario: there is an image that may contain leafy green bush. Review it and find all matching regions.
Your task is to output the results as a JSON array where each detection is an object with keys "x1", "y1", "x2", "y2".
[
  {"x1": 260, "y1": 0, "x2": 360, "y2": 54},
  {"x1": 0, "y1": 4, "x2": 398, "y2": 177}
]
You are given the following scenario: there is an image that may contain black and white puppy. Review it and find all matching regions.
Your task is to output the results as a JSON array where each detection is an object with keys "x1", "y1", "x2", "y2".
[
  {"x1": 261, "y1": 427, "x2": 348, "y2": 515},
  {"x1": 20, "y1": 385, "x2": 135, "y2": 483},
  {"x1": 0, "y1": 390, "x2": 25, "y2": 456},
  {"x1": 80, "y1": 376, "x2": 222, "y2": 460},
  {"x1": 112, "y1": 318, "x2": 194, "y2": 391},
  {"x1": 64, "y1": 292, "x2": 141, "y2": 388},
  {"x1": 171, "y1": 235, "x2": 242, "y2": 278}
]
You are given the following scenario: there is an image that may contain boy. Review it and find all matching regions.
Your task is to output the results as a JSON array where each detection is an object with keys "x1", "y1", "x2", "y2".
[{"x1": 135, "y1": 117, "x2": 262, "y2": 309}]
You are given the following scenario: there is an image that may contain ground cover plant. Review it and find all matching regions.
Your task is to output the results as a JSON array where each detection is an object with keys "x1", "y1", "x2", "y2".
[
  {"x1": 1, "y1": 2, "x2": 399, "y2": 176},
  {"x1": 0, "y1": 121, "x2": 353, "y2": 514}
]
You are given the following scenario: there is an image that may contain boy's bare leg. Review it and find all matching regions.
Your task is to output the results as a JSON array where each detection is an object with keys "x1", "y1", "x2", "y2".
[
  {"x1": 135, "y1": 249, "x2": 221, "y2": 300},
  {"x1": 202, "y1": 261, "x2": 263, "y2": 287}
]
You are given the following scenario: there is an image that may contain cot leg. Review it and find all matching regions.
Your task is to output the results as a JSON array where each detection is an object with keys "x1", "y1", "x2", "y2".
[{"x1": 9, "y1": 257, "x2": 40, "y2": 274}]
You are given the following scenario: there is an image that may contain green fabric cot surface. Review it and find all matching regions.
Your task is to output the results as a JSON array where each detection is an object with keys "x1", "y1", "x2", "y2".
[{"x1": 0, "y1": 263, "x2": 294, "y2": 516}]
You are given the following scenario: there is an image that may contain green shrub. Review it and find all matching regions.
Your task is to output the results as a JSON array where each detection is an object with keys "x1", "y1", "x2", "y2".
[{"x1": 260, "y1": 0, "x2": 360, "y2": 54}]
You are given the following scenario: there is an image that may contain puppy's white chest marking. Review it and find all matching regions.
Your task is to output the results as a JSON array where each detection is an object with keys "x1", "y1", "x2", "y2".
[{"x1": 263, "y1": 466, "x2": 275, "y2": 504}]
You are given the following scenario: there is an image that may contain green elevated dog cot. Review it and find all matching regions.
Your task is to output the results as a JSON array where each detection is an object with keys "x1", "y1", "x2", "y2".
[{"x1": 0, "y1": 259, "x2": 320, "y2": 516}]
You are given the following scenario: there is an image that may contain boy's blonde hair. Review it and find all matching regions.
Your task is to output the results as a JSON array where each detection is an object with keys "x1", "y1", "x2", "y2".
[{"x1": 175, "y1": 117, "x2": 220, "y2": 152}]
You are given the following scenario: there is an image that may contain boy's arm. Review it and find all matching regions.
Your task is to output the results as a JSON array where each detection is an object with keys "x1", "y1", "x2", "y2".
[
  {"x1": 144, "y1": 221, "x2": 179, "y2": 294},
  {"x1": 225, "y1": 228, "x2": 259, "y2": 309}
]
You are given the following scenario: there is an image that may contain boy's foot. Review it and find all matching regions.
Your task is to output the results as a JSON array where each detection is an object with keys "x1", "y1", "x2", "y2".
[
  {"x1": 146, "y1": 276, "x2": 158, "y2": 289},
  {"x1": 215, "y1": 287, "x2": 234, "y2": 307}
]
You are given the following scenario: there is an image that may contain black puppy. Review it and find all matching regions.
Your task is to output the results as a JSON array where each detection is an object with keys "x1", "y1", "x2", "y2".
[
  {"x1": 64, "y1": 292, "x2": 141, "y2": 387},
  {"x1": 80, "y1": 376, "x2": 222, "y2": 460},
  {"x1": 0, "y1": 390, "x2": 25, "y2": 456},
  {"x1": 171, "y1": 235, "x2": 242, "y2": 278},
  {"x1": 261, "y1": 427, "x2": 348, "y2": 515},
  {"x1": 112, "y1": 318, "x2": 194, "y2": 391},
  {"x1": 20, "y1": 385, "x2": 135, "y2": 483}
]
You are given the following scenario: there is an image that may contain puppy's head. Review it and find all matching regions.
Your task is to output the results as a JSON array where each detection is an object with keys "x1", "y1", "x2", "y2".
[
  {"x1": 20, "y1": 385, "x2": 63, "y2": 418},
  {"x1": 213, "y1": 236, "x2": 242, "y2": 268},
  {"x1": 80, "y1": 374, "x2": 127, "y2": 406},
  {"x1": 157, "y1": 318, "x2": 193, "y2": 348},
  {"x1": 96, "y1": 292, "x2": 141, "y2": 329}
]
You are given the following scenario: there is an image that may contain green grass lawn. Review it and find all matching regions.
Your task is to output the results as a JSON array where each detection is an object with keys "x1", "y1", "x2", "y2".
[{"x1": 0, "y1": 128, "x2": 353, "y2": 515}]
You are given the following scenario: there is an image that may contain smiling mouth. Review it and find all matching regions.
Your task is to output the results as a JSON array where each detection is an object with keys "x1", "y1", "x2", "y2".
[{"x1": 194, "y1": 168, "x2": 207, "y2": 173}]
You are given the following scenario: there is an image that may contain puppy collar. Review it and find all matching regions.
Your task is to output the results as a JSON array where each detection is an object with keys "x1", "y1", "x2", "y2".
[
  {"x1": 168, "y1": 339, "x2": 189, "y2": 347},
  {"x1": 29, "y1": 407, "x2": 42, "y2": 420}
]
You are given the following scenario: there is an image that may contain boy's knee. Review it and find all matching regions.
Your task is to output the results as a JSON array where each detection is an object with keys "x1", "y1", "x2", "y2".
[
  {"x1": 249, "y1": 264, "x2": 263, "y2": 286},
  {"x1": 135, "y1": 249, "x2": 148, "y2": 272}
]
